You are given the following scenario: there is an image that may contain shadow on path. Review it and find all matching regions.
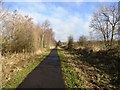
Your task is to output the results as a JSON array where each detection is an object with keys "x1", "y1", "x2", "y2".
[{"x1": 17, "y1": 48, "x2": 65, "y2": 88}]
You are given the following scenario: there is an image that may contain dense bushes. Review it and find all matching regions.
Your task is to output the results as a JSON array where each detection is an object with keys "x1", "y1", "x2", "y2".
[{"x1": 1, "y1": 10, "x2": 55, "y2": 55}]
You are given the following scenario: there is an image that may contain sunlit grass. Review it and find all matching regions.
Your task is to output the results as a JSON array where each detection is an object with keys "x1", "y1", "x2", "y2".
[
  {"x1": 2, "y1": 50, "x2": 51, "y2": 89},
  {"x1": 60, "y1": 47, "x2": 120, "y2": 89},
  {"x1": 58, "y1": 49, "x2": 85, "y2": 88}
]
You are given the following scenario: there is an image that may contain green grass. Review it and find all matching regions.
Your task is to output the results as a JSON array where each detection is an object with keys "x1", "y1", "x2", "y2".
[
  {"x1": 2, "y1": 50, "x2": 51, "y2": 89},
  {"x1": 58, "y1": 49, "x2": 85, "y2": 88}
]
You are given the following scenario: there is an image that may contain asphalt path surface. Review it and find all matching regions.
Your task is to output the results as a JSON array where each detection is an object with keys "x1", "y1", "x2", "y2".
[{"x1": 17, "y1": 48, "x2": 65, "y2": 88}]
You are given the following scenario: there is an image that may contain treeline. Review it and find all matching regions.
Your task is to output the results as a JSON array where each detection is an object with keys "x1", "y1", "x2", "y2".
[
  {"x1": 60, "y1": 3, "x2": 120, "y2": 51},
  {"x1": 58, "y1": 4, "x2": 120, "y2": 88},
  {"x1": 1, "y1": 9, "x2": 55, "y2": 55}
]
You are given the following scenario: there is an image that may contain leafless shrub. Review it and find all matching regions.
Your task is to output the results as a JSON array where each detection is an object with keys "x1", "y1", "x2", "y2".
[{"x1": 1, "y1": 10, "x2": 55, "y2": 55}]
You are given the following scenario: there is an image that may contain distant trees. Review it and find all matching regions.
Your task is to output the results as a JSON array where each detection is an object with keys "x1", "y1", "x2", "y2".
[
  {"x1": 56, "y1": 40, "x2": 61, "y2": 48},
  {"x1": 1, "y1": 10, "x2": 55, "y2": 55},
  {"x1": 90, "y1": 4, "x2": 120, "y2": 49},
  {"x1": 78, "y1": 35, "x2": 87, "y2": 46},
  {"x1": 67, "y1": 35, "x2": 73, "y2": 50}
]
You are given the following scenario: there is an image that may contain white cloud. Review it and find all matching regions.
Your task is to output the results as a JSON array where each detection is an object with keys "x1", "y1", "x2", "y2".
[
  {"x1": 7, "y1": 2, "x2": 93, "y2": 42},
  {"x1": 4, "y1": 0, "x2": 119, "y2": 2},
  {"x1": 48, "y1": 12, "x2": 92, "y2": 41}
]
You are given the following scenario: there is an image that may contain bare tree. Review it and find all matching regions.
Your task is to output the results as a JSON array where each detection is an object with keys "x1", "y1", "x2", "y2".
[
  {"x1": 1, "y1": 10, "x2": 55, "y2": 55},
  {"x1": 0, "y1": 2, "x2": 10, "y2": 55},
  {"x1": 90, "y1": 4, "x2": 120, "y2": 49},
  {"x1": 44, "y1": 28, "x2": 55, "y2": 48},
  {"x1": 41, "y1": 20, "x2": 50, "y2": 48}
]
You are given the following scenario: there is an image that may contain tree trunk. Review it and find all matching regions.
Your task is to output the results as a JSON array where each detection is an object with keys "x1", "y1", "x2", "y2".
[{"x1": 41, "y1": 34, "x2": 44, "y2": 48}]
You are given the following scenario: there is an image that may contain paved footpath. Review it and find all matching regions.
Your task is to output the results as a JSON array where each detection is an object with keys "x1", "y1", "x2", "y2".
[{"x1": 17, "y1": 48, "x2": 65, "y2": 88}]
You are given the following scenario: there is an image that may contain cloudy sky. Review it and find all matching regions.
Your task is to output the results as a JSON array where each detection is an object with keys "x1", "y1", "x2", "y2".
[{"x1": 3, "y1": 0, "x2": 119, "y2": 42}]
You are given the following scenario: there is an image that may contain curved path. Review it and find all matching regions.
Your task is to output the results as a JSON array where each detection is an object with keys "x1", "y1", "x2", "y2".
[{"x1": 17, "y1": 48, "x2": 65, "y2": 88}]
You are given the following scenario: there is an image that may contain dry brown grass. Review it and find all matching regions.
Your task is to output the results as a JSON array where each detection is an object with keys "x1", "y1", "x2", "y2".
[
  {"x1": 1, "y1": 48, "x2": 48, "y2": 86},
  {"x1": 59, "y1": 47, "x2": 119, "y2": 89}
]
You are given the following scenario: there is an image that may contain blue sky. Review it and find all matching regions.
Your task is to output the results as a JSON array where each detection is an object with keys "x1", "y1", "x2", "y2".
[{"x1": 2, "y1": 1, "x2": 119, "y2": 42}]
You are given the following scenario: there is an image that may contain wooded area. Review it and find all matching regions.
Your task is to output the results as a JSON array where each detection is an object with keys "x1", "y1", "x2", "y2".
[
  {"x1": 0, "y1": 1, "x2": 55, "y2": 88},
  {"x1": 0, "y1": 2, "x2": 55, "y2": 55},
  {"x1": 1, "y1": 1, "x2": 120, "y2": 89},
  {"x1": 58, "y1": 3, "x2": 120, "y2": 89}
]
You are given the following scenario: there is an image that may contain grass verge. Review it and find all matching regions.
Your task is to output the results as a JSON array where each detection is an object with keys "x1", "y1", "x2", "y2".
[
  {"x1": 58, "y1": 47, "x2": 119, "y2": 89},
  {"x1": 58, "y1": 49, "x2": 85, "y2": 88},
  {"x1": 2, "y1": 49, "x2": 51, "y2": 89}
]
